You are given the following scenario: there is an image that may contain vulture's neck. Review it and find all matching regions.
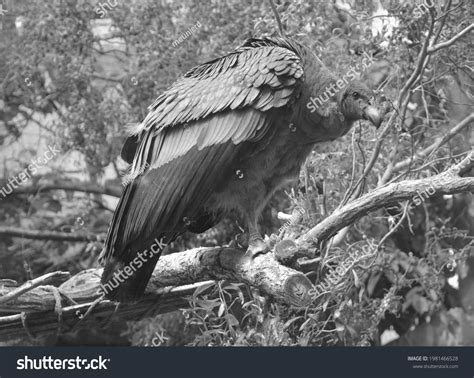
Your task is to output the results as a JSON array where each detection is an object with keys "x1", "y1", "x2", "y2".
[
  {"x1": 298, "y1": 103, "x2": 353, "y2": 143},
  {"x1": 294, "y1": 51, "x2": 354, "y2": 142}
]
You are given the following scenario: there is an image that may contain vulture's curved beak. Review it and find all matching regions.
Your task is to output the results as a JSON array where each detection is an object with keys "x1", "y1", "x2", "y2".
[{"x1": 363, "y1": 105, "x2": 383, "y2": 128}]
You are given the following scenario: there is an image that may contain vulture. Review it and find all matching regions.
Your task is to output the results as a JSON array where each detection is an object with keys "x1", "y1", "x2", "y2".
[{"x1": 99, "y1": 37, "x2": 384, "y2": 301}]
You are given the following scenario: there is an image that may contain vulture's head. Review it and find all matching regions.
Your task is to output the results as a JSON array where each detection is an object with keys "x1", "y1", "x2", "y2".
[{"x1": 340, "y1": 82, "x2": 383, "y2": 128}]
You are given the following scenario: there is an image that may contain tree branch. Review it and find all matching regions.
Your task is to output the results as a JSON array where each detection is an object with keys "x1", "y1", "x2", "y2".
[
  {"x1": 301, "y1": 151, "x2": 474, "y2": 244},
  {"x1": 0, "y1": 245, "x2": 313, "y2": 341},
  {"x1": 9, "y1": 180, "x2": 121, "y2": 198},
  {"x1": 428, "y1": 23, "x2": 474, "y2": 53},
  {"x1": 0, "y1": 227, "x2": 104, "y2": 242},
  {"x1": 267, "y1": 0, "x2": 285, "y2": 37},
  {"x1": 0, "y1": 272, "x2": 70, "y2": 306},
  {"x1": 0, "y1": 282, "x2": 210, "y2": 342},
  {"x1": 391, "y1": 113, "x2": 474, "y2": 175}
]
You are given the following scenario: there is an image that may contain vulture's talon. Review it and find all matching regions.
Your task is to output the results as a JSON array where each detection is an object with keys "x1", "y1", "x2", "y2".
[{"x1": 245, "y1": 238, "x2": 270, "y2": 258}]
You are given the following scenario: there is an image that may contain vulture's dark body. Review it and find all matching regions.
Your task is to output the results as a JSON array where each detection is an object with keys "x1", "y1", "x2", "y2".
[{"x1": 100, "y1": 37, "x2": 381, "y2": 301}]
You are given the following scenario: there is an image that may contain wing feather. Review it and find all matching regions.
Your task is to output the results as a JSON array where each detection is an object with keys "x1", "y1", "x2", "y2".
[{"x1": 103, "y1": 37, "x2": 307, "y2": 263}]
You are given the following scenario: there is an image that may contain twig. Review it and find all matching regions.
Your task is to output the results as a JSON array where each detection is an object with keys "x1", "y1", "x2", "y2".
[
  {"x1": 267, "y1": 0, "x2": 285, "y2": 37},
  {"x1": 0, "y1": 272, "x2": 70, "y2": 305},
  {"x1": 428, "y1": 23, "x2": 474, "y2": 53},
  {"x1": 392, "y1": 113, "x2": 474, "y2": 174},
  {"x1": 431, "y1": 0, "x2": 452, "y2": 45},
  {"x1": 376, "y1": 202, "x2": 409, "y2": 250}
]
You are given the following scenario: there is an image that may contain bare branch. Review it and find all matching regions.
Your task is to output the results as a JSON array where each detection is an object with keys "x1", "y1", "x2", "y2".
[
  {"x1": 400, "y1": 13, "x2": 436, "y2": 101},
  {"x1": 0, "y1": 282, "x2": 210, "y2": 341},
  {"x1": 432, "y1": 0, "x2": 452, "y2": 45},
  {"x1": 267, "y1": 0, "x2": 285, "y2": 37},
  {"x1": 0, "y1": 227, "x2": 104, "y2": 242},
  {"x1": 0, "y1": 272, "x2": 70, "y2": 306},
  {"x1": 9, "y1": 180, "x2": 121, "y2": 198},
  {"x1": 428, "y1": 23, "x2": 474, "y2": 53},
  {"x1": 301, "y1": 152, "x2": 474, "y2": 245},
  {"x1": 392, "y1": 113, "x2": 474, "y2": 175}
]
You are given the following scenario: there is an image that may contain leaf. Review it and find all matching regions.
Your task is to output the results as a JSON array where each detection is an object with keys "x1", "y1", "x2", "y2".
[
  {"x1": 197, "y1": 299, "x2": 220, "y2": 312},
  {"x1": 352, "y1": 269, "x2": 360, "y2": 288},
  {"x1": 367, "y1": 272, "x2": 382, "y2": 296},
  {"x1": 225, "y1": 314, "x2": 239, "y2": 327},
  {"x1": 193, "y1": 282, "x2": 215, "y2": 298},
  {"x1": 218, "y1": 302, "x2": 225, "y2": 317},
  {"x1": 299, "y1": 317, "x2": 312, "y2": 331},
  {"x1": 412, "y1": 296, "x2": 430, "y2": 315},
  {"x1": 335, "y1": 321, "x2": 345, "y2": 332},
  {"x1": 405, "y1": 288, "x2": 430, "y2": 315},
  {"x1": 322, "y1": 299, "x2": 330, "y2": 312},
  {"x1": 283, "y1": 316, "x2": 303, "y2": 330},
  {"x1": 358, "y1": 287, "x2": 365, "y2": 302}
]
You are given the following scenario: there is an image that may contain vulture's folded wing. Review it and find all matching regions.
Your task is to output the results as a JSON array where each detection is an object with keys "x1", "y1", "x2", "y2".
[{"x1": 100, "y1": 39, "x2": 306, "y2": 265}]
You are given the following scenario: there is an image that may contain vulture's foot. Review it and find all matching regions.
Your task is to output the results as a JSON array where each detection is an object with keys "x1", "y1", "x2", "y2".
[{"x1": 245, "y1": 236, "x2": 270, "y2": 258}]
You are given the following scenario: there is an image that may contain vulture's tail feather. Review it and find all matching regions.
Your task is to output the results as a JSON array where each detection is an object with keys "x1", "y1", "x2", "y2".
[
  {"x1": 100, "y1": 245, "x2": 163, "y2": 302},
  {"x1": 99, "y1": 180, "x2": 171, "y2": 302}
]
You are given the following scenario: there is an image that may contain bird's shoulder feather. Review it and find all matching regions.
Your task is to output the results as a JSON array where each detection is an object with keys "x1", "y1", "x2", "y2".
[{"x1": 122, "y1": 39, "x2": 307, "y2": 180}]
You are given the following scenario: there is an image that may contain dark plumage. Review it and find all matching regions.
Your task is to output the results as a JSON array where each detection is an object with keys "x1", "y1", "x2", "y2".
[{"x1": 99, "y1": 37, "x2": 384, "y2": 301}]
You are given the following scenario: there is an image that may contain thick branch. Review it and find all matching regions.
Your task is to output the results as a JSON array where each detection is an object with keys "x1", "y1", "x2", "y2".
[
  {"x1": 10, "y1": 180, "x2": 121, "y2": 198},
  {"x1": 0, "y1": 282, "x2": 210, "y2": 342},
  {"x1": 301, "y1": 152, "x2": 474, "y2": 244},
  {"x1": 0, "y1": 227, "x2": 103, "y2": 242},
  {"x1": 0, "y1": 246, "x2": 313, "y2": 341}
]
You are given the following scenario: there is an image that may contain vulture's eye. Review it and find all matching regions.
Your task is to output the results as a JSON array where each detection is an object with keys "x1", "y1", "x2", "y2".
[{"x1": 352, "y1": 91, "x2": 360, "y2": 99}]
